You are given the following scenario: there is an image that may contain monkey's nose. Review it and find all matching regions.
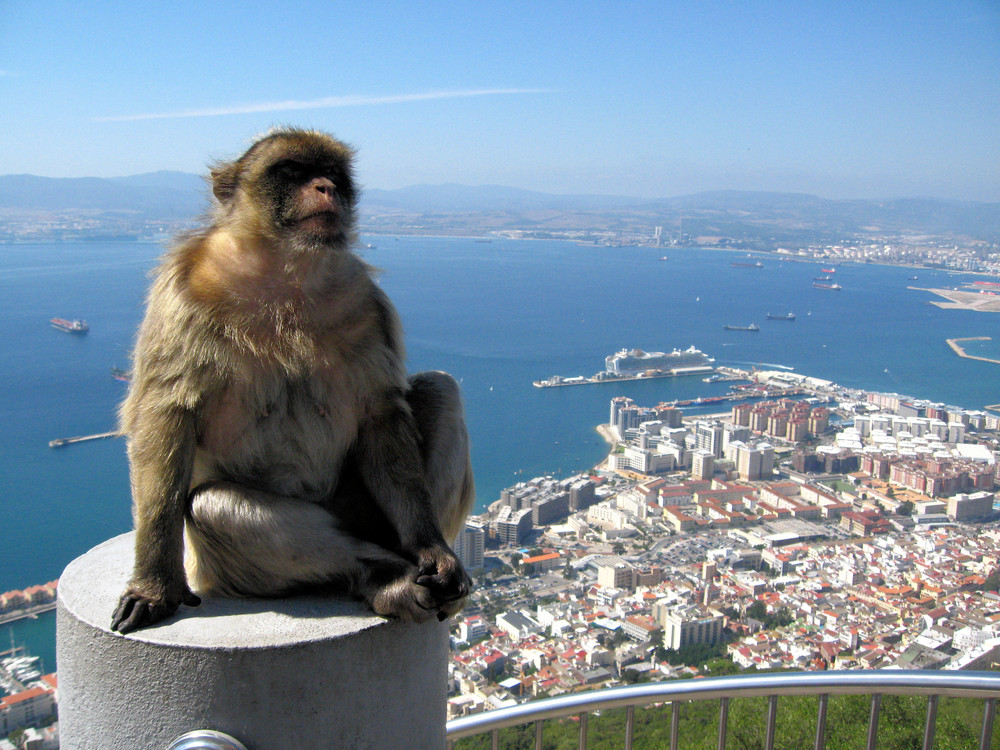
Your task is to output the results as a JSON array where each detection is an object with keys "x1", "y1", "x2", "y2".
[{"x1": 310, "y1": 177, "x2": 336, "y2": 195}]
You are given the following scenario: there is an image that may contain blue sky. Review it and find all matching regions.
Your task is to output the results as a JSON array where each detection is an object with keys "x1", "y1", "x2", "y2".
[{"x1": 1, "y1": 1, "x2": 998, "y2": 200}]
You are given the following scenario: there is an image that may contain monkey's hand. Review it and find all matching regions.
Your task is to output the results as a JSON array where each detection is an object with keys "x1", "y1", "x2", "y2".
[
  {"x1": 111, "y1": 580, "x2": 201, "y2": 634},
  {"x1": 414, "y1": 545, "x2": 472, "y2": 621}
]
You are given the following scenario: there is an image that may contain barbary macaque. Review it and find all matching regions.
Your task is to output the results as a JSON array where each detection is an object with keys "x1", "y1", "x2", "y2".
[{"x1": 111, "y1": 128, "x2": 474, "y2": 633}]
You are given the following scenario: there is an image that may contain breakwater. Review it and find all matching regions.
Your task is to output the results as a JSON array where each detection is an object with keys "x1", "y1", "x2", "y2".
[{"x1": 946, "y1": 336, "x2": 1000, "y2": 365}]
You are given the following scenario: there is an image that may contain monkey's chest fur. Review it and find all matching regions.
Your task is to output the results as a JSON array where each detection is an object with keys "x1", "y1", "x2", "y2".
[{"x1": 198, "y1": 371, "x2": 359, "y2": 501}]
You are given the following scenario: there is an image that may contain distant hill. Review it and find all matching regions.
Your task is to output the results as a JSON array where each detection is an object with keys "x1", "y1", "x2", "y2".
[
  {"x1": 363, "y1": 183, "x2": 638, "y2": 213},
  {"x1": 0, "y1": 172, "x2": 206, "y2": 217},
  {"x1": 1, "y1": 173, "x2": 997, "y2": 242}
]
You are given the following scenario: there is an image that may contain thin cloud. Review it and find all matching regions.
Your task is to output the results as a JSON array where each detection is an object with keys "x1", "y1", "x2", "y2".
[{"x1": 96, "y1": 88, "x2": 550, "y2": 122}]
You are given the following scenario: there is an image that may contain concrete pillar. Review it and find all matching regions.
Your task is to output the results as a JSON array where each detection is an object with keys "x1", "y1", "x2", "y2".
[{"x1": 57, "y1": 533, "x2": 449, "y2": 750}]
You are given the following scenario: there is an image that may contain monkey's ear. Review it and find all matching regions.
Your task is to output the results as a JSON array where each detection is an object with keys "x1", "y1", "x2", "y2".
[{"x1": 210, "y1": 162, "x2": 240, "y2": 204}]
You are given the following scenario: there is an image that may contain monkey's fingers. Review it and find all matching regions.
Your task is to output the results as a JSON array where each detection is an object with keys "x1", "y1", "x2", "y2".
[
  {"x1": 415, "y1": 572, "x2": 469, "y2": 603},
  {"x1": 111, "y1": 595, "x2": 151, "y2": 634}
]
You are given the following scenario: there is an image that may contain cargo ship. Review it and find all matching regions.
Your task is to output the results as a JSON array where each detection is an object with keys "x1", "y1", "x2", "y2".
[
  {"x1": 731, "y1": 261, "x2": 763, "y2": 268},
  {"x1": 50, "y1": 318, "x2": 88, "y2": 334},
  {"x1": 723, "y1": 323, "x2": 760, "y2": 331},
  {"x1": 766, "y1": 312, "x2": 795, "y2": 321},
  {"x1": 813, "y1": 282, "x2": 842, "y2": 290}
]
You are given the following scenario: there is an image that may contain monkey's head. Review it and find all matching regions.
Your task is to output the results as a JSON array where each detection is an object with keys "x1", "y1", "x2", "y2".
[{"x1": 211, "y1": 128, "x2": 358, "y2": 249}]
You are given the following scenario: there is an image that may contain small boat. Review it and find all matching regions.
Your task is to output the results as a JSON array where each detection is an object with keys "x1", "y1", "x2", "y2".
[
  {"x1": 51, "y1": 318, "x2": 88, "y2": 333},
  {"x1": 723, "y1": 323, "x2": 760, "y2": 332}
]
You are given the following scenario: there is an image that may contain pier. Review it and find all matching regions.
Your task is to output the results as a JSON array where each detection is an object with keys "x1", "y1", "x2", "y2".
[
  {"x1": 48, "y1": 431, "x2": 120, "y2": 448},
  {"x1": 946, "y1": 336, "x2": 1000, "y2": 365}
]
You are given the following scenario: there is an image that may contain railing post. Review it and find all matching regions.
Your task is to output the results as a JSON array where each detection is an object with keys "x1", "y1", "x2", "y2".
[
  {"x1": 717, "y1": 697, "x2": 729, "y2": 750},
  {"x1": 981, "y1": 698, "x2": 997, "y2": 750},
  {"x1": 57, "y1": 534, "x2": 450, "y2": 750},
  {"x1": 923, "y1": 694, "x2": 939, "y2": 750},
  {"x1": 814, "y1": 694, "x2": 828, "y2": 750},
  {"x1": 867, "y1": 694, "x2": 882, "y2": 750}
]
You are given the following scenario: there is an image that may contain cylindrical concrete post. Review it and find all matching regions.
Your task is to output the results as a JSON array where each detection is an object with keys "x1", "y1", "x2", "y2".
[{"x1": 57, "y1": 533, "x2": 449, "y2": 750}]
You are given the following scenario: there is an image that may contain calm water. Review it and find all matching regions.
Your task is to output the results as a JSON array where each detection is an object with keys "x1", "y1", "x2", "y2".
[{"x1": 2, "y1": 237, "x2": 999, "y2": 668}]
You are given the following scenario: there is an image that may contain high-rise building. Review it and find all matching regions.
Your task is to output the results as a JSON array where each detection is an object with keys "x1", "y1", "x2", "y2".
[
  {"x1": 596, "y1": 557, "x2": 635, "y2": 591},
  {"x1": 661, "y1": 607, "x2": 724, "y2": 650},
  {"x1": 494, "y1": 507, "x2": 533, "y2": 546},
  {"x1": 694, "y1": 421, "x2": 725, "y2": 458},
  {"x1": 691, "y1": 450, "x2": 714, "y2": 480},
  {"x1": 454, "y1": 520, "x2": 486, "y2": 572},
  {"x1": 736, "y1": 442, "x2": 775, "y2": 481}
]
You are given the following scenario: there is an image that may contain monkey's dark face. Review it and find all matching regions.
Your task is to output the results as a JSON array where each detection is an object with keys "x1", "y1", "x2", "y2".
[
  {"x1": 264, "y1": 157, "x2": 353, "y2": 243},
  {"x1": 214, "y1": 130, "x2": 358, "y2": 248}
]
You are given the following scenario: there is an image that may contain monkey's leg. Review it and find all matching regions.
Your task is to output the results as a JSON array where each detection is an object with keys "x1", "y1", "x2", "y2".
[
  {"x1": 186, "y1": 482, "x2": 446, "y2": 622},
  {"x1": 405, "y1": 371, "x2": 475, "y2": 617},
  {"x1": 407, "y1": 370, "x2": 475, "y2": 543}
]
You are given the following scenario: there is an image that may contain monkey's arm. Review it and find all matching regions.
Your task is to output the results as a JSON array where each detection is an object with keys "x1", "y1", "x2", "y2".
[
  {"x1": 354, "y1": 393, "x2": 470, "y2": 606},
  {"x1": 111, "y1": 404, "x2": 201, "y2": 633}
]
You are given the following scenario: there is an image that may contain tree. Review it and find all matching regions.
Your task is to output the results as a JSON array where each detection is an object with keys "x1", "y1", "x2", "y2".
[{"x1": 611, "y1": 541, "x2": 626, "y2": 555}]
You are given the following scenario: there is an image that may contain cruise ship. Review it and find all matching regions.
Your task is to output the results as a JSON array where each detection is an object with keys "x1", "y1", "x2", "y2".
[{"x1": 605, "y1": 346, "x2": 714, "y2": 375}]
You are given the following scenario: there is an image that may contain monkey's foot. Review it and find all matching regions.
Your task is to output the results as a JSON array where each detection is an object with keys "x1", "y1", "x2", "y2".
[
  {"x1": 111, "y1": 586, "x2": 201, "y2": 634},
  {"x1": 368, "y1": 575, "x2": 454, "y2": 624}
]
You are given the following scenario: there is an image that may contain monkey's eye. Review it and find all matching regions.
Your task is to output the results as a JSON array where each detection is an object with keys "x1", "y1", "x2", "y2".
[{"x1": 272, "y1": 160, "x2": 308, "y2": 181}]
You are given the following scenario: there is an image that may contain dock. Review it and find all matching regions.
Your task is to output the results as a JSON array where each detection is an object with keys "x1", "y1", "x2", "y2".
[
  {"x1": 49, "y1": 431, "x2": 121, "y2": 448},
  {"x1": 946, "y1": 337, "x2": 1000, "y2": 365}
]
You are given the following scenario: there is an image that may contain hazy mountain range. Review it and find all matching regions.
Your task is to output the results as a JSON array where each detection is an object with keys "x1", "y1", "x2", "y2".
[{"x1": 2, "y1": 172, "x2": 998, "y2": 243}]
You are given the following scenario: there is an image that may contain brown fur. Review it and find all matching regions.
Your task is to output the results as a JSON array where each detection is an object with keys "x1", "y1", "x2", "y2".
[{"x1": 111, "y1": 129, "x2": 473, "y2": 633}]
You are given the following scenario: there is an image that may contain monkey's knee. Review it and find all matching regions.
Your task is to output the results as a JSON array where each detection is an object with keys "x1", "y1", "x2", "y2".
[{"x1": 408, "y1": 370, "x2": 462, "y2": 417}]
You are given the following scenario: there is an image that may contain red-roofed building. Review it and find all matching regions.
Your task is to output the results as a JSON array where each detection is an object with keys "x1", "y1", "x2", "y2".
[
  {"x1": 0, "y1": 683, "x2": 57, "y2": 734},
  {"x1": 521, "y1": 552, "x2": 562, "y2": 575}
]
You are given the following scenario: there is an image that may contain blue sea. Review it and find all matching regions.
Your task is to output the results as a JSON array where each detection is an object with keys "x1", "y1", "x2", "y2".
[{"x1": 2, "y1": 237, "x2": 999, "y2": 671}]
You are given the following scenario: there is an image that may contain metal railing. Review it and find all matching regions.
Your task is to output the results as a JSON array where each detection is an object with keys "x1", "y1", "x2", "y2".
[{"x1": 446, "y1": 670, "x2": 1000, "y2": 750}]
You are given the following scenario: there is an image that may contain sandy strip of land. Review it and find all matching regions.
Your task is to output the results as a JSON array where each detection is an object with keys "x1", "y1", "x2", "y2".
[{"x1": 910, "y1": 287, "x2": 1000, "y2": 312}]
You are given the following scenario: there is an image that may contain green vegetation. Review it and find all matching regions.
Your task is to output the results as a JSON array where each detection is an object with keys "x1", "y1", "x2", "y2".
[
  {"x1": 744, "y1": 602, "x2": 795, "y2": 630},
  {"x1": 983, "y1": 567, "x2": 1000, "y2": 593},
  {"x1": 454, "y1": 682, "x2": 1000, "y2": 749}
]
